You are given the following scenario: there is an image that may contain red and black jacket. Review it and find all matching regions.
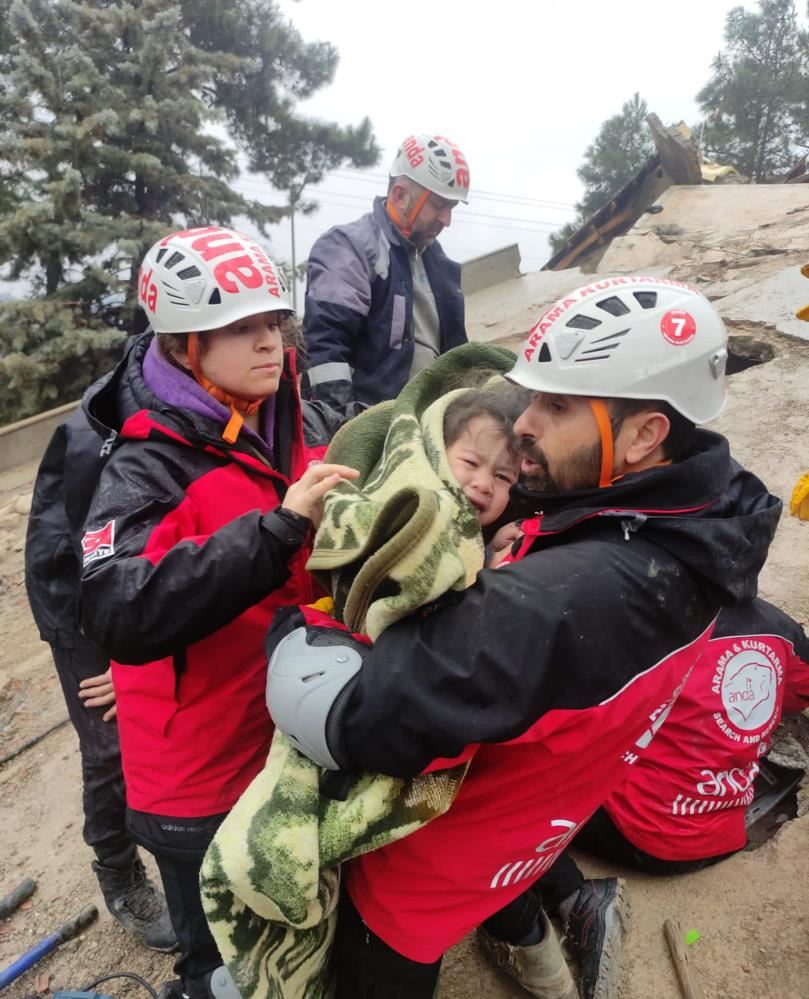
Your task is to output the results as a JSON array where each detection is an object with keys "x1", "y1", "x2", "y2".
[
  {"x1": 605, "y1": 598, "x2": 809, "y2": 861},
  {"x1": 277, "y1": 431, "x2": 782, "y2": 960},
  {"x1": 264, "y1": 431, "x2": 782, "y2": 959},
  {"x1": 313, "y1": 432, "x2": 782, "y2": 777},
  {"x1": 80, "y1": 333, "x2": 339, "y2": 817}
]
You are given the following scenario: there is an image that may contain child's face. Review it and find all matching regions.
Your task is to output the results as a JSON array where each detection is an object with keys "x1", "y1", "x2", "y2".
[
  {"x1": 446, "y1": 416, "x2": 519, "y2": 526},
  {"x1": 183, "y1": 311, "x2": 285, "y2": 399}
]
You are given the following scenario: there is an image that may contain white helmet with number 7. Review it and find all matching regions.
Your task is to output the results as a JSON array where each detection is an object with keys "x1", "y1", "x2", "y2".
[{"x1": 507, "y1": 276, "x2": 728, "y2": 424}]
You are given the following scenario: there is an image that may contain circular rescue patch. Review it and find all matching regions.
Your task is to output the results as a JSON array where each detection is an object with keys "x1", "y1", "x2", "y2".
[
  {"x1": 660, "y1": 309, "x2": 697, "y2": 345},
  {"x1": 720, "y1": 650, "x2": 779, "y2": 732}
]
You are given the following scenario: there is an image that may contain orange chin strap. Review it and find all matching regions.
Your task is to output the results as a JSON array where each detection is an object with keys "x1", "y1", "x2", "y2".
[
  {"x1": 588, "y1": 398, "x2": 673, "y2": 487},
  {"x1": 386, "y1": 188, "x2": 431, "y2": 239},
  {"x1": 588, "y1": 398, "x2": 615, "y2": 489},
  {"x1": 187, "y1": 333, "x2": 264, "y2": 445}
]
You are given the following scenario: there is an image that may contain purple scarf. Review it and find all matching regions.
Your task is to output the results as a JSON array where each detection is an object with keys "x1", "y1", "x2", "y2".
[{"x1": 142, "y1": 338, "x2": 277, "y2": 463}]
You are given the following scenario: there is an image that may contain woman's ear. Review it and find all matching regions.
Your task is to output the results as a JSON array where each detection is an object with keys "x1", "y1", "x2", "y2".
[{"x1": 172, "y1": 345, "x2": 193, "y2": 372}]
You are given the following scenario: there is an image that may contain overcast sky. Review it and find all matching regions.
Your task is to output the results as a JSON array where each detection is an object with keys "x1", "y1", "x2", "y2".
[{"x1": 236, "y1": 0, "x2": 766, "y2": 289}]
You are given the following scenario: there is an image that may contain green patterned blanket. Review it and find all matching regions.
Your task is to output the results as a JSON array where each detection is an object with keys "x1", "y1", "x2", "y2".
[{"x1": 200, "y1": 344, "x2": 516, "y2": 998}]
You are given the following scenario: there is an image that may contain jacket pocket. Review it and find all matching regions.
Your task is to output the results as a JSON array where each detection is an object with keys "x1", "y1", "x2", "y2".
[{"x1": 389, "y1": 294, "x2": 406, "y2": 350}]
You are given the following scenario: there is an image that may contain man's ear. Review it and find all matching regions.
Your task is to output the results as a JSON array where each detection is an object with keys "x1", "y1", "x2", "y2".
[
  {"x1": 388, "y1": 179, "x2": 411, "y2": 213},
  {"x1": 618, "y1": 410, "x2": 671, "y2": 469}
]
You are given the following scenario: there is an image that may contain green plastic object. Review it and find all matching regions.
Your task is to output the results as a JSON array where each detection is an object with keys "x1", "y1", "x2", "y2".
[{"x1": 684, "y1": 929, "x2": 701, "y2": 946}]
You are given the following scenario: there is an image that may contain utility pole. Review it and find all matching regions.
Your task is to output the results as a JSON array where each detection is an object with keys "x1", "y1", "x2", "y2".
[
  {"x1": 289, "y1": 196, "x2": 298, "y2": 311},
  {"x1": 288, "y1": 173, "x2": 315, "y2": 312}
]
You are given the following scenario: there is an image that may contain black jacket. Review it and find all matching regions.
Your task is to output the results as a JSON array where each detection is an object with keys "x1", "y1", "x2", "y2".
[
  {"x1": 25, "y1": 405, "x2": 106, "y2": 644},
  {"x1": 321, "y1": 430, "x2": 781, "y2": 777},
  {"x1": 23, "y1": 335, "x2": 147, "y2": 645}
]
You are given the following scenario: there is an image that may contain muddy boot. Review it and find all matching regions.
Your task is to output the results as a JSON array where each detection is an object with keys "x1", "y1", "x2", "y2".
[
  {"x1": 478, "y1": 910, "x2": 578, "y2": 999},
  {"x1": 92, "y1": 854, "x2": 177, "y2": 952},
  {"x1": 560, "y1": 877, "x2": 630, "y2": 999}
]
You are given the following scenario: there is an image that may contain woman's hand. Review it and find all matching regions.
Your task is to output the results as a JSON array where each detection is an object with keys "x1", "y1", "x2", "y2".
[
  {"x1": 78, "y1": 669, "x2": 117, "y2": 722},
  {"x1": 283, "y1": 463, "x2": 359, "y2": 528}
]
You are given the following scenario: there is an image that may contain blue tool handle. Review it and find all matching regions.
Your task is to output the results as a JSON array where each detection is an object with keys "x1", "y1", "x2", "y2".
[
  {"x1": 0, "y1": 904, "x2": 97, "y2": 991},
  {"x1": 0, "y1": 930, "x2": 60, "y2": 990}
]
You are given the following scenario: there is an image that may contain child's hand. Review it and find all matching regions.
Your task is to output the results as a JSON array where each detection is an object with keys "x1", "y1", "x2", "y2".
[
  {"x1": 79, "y1": 669, "x2": 117, "y2": 722},
  {"x1": 490, "y1": 521, "x2": 522, "y2": 553},
  {"x1": 283, "y1": 463, "x2": 359, "y2": 527}
]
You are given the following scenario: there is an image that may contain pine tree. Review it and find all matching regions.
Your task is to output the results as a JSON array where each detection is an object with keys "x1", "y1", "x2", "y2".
[
  {"x1": 182, "y1": 0, "x2": 380, "y2": 190},
  {"x1": 0, "y1": 0, "x2": 278, "y2": 302},
  {"x1": 697, "y1": 0, "x2": 808, "y2": 181},
  {"x1": 549, "y1": 94, "x2": 653, "y2": 255},
  {"x1": 0, "y1": 0, "x2": 379, "y2": 421},
  {"x1": 0, "y1": 0, "x2": 18, "y2": 217}
]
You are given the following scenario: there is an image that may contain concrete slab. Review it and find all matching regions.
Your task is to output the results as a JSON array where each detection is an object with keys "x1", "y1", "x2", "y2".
[
  {"x1": 717, "y1": 265, "x2": 809, "y2": 342},
  {"x1": 701, "y1": 276, "x2": 759, "y2": 301},
  {"x1": 630, "y1": 184, "x2": 809, "y2": 243},
  {"x1": 598, "y1": 184, "x2": 809, "y2": 273},
  {"x1": 599, "y1": 230, "x2": 696, "y2": 271},
  {"x1": 464, "y1": 266, "x2": 585, "y2": 344}
]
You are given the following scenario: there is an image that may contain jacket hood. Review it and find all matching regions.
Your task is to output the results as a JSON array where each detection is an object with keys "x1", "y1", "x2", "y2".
[
  {"x1": 511, "y1": 429, "x2": 781, "y2": 606},
  {"x1": 83, "y1": 332, "x2": 164, "y2": 440}
]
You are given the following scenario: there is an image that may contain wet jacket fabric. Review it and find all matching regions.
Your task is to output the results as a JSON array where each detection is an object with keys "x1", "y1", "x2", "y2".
[
  {"x1": 318, "y1": 431, "x2": 780, "y2": 961},
  {"x1": 79, "y1": 333, "x2": 337, "y2": 817},
  {"x1": 24, "y1": 338, "x2": 150, "y2": 644},
  {"x1": 605, "y1": 598, "x2": 809, "y2": 861},
  {"x1": 26, "y1": 406, "x2": 110, "y2": 644},
  {"x1": 302, "y1": 197, "x2": 466, "y2": 414}
]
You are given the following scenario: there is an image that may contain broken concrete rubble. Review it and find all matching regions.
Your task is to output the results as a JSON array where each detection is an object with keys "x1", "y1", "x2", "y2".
[{"x1": 718, "y1": 267, "x2": 809, "y2": 342}]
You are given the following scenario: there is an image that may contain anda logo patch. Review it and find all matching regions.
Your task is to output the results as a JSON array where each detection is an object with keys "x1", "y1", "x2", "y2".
[{"x1": 82, "y1": 521, "x2": 115, "y2": 567}]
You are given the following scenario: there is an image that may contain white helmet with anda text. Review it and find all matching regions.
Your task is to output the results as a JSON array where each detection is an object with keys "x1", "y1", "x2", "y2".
[
  {"x1": 138, "y1": 226, "x2": 294, "y2": 334},
  {"x1": 389, "y1": 134, "x2": 471, "y2": 203},
  {"x1": 508, "y1": 276, "x2": 728, "y2": 424}
]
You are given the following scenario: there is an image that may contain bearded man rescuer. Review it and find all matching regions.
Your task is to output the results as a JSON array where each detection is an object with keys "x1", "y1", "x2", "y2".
[{"x1": 265, "y1": 277, "x2": 781, "y2": 999}]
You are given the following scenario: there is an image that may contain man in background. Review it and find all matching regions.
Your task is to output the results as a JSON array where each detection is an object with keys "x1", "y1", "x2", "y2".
[{"x1": 302, "y1": 133, "x2": 470, "y2": 415}]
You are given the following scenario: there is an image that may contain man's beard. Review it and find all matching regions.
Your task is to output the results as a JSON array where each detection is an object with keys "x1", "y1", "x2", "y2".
[
  {"x1": 518, "y1": 438, "x2": 602, "y2": 493},
  {"x1": 411, "y1": 227, "x2": 441, "y2": 248}
]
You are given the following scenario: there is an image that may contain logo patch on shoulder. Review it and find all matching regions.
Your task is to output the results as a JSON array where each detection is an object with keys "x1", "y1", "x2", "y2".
[{"x1": 82, "y1": 521, "x2": 116, "y2": 566}]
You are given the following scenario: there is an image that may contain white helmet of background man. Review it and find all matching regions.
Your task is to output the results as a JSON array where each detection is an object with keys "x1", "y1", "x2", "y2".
[
  {"x1": 138, "y1": 226, "x2": 294, "y2": 334},
  {"x1": 508, "y1": 276, "x2": 728, "y2": 424},
  {"x1": 389, "y1": 134, "x2": 471, "y2": 203}
]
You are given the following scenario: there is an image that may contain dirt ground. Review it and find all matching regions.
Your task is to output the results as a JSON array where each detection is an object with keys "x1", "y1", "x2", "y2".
[{"x1": 1, "y1": 327, "x2": 808, "y2": 999}]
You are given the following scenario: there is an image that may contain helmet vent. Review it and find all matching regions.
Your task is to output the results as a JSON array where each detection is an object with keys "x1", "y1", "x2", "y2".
[
  {"x1": 162, "y1": 279, "x2": 189, "y2": 306},
  {"x1": 575, "y1": 328, "x2": 630, "y2": 362},
  {"x1": 634, "y1": 291, "x2": 657, "y2": 309},
  {"x1": 538, "y1": 343, "x2": 552, "y2": 363},
  {"x1": 164, "y1": 251, "x2": 185, "y2": 270},
  {"x1": 566, "y1": 314, "x2": 601, "y2": 330},
  {"x1": 590, "y1": 328, "x2": 631, "y2": 345},
  {"x1": 177, "y1": 265, "x2": 201, "y2": 280},
  {"x1": 597, "y1": 296, "x2": 630, "y2": 317},
  {"x1": 155, "y1": 247, "x2": 167, "y2": 263},
  {"x1": 427, "y1": 140, "x2": 452, "y2": 172},
  {"x1": 208, "y1": 288, "x2": 222, "y2": 305}
]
